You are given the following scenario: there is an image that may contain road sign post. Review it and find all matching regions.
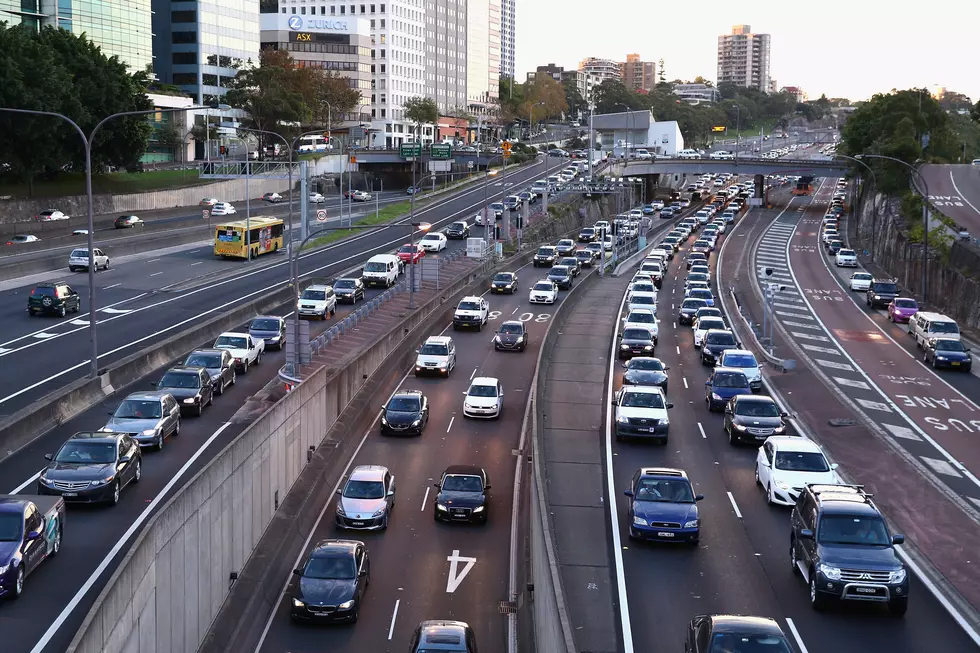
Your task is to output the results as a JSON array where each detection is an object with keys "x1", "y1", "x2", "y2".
[{"x1": 316, "y1": 209, "x2": 327, "y2": 222}]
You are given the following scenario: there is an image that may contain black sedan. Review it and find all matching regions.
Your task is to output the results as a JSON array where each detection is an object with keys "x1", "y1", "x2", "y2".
[
  {"x1": 547, "y1": 265, "x2": 574, "y2": 290},
  {"x1": 686, "y1": 614, "x2": 794, "y2": 653},
  {"x1": 490, "y1": 272, "x2": 518, "y2": 294},
  {"x1": 723, "y1": 395, "x2": 789, "y2": 444},
  {"x1": 248, "y1": 315, "x2": 286, "y2": 350},
  {"x1": 700, "y1": 329, "x2": 739, "y2": 366},
  {"x1": 183, "y1": 349, "x2": 236, "y2": 395},
  {"x1": 924, "y1": 338, "x2": 972, "y2": 371},
  {"x1": 574, "y1": 249, "x2": 596, "y2": 268},
  {"x1": 618, "y1": 327, "x2": 656, "y2": 359},
  {"x1": 37, "y1": 432, "x2": 141, "y2": 505},
  {"x1": 290, "y1": 539, "x2": 369, "y2": 623},
  {"x1": 622, "y1": 357, "x2": 669, "y2": 390},
  {"x1": 494, "y1": 320, "x2": 528, "y2": 352},
  {"x1": 333, "y1": 277, "x2": 365, "y2": 303},
  {"x1": 152, "y1": 366, "x2": 213, "y2": 416},
  {"x1": 433, "y1": 465, "x2": 490, "y2": 524},
  {"x1": 380, "y1": 390, "x2": 428, "y2": 436},
  {"x1": 578, "y1": 227, "x2": 597, "y2": 243},
  {"x1": 445, "y1": 221, "x2": 470, "y2": 239}
]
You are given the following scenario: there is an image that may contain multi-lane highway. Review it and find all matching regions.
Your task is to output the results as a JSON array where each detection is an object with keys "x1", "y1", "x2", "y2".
[
  {"x1": 0, "y1": 158, "x2": 562, "y2": 416},
  {"x1": 252, "y1": 258, "x2": 580, "y2": 653},
  {"x1": 603, "y1": 179, "x2": 977, "y2": 651},
  {"x1": 919, "y1": 163, "x2": 980, "y2": 238}
]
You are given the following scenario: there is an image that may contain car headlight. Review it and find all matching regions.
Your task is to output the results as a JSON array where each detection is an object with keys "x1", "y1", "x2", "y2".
[
  {"x1": 873, "y1": 294, "x2": 881, "y2": 300},
  {"x1": 142, "y1": 428, "x2": 159, "y2": 436},
  {"x1": 292, "y1": 598, "x2": 305, "y2": 608},
  {"x1": 336, "y1": 504, "x2": 346, "y2": 516},
  {"x1": 380, "y1": 416, "x2": 387, "y2": 425},
  {"x1": 937, "y1": 356, "x2": 947, "y2": 361},
  {"x1": 711, "y1": 392, "x2": 722, "y2": 401},
  {"x1": 92, "y1": 475, "x2": 115, "y2": 486},
  {"x1": 371, "y1": 507, "x2": 387, "y2": 517},
  {"x1": 411, "y1": 418, "x2": 421, "y2": 427},
  {"x1": 888, "y1": 569, "x2": 907, "y2": 584},
  {"x1": 0, "y1": 563, "x2": 9, "y2": 575},
  {"x1": 505, "y1": 283, "x2": 513, "y2": 288},
  {"x1": 734, "y1": 423, "x2": 747, "y2": 431},
  {"x1": 775, "y1": 480, "x2": 791, "y2": 490},
  {"x1": 683, "y1": 520, "x2": 700, "y2": 529},
  {"x1": 516, "y1": 336, "x2": 524, "y2": 343},
  {"x1": 436, "y1": 504, "x2": 448, "y2": 511},
  {"x1": 621, "y1": 344, "x2": 630, "y2": 350},
  {"x1": 643, "y1": 345, "x2": 653, "y2": 350},
  {"x1": 817, "y1": 563, "x2": 842, "y2": 581},
  {"x1": 661, "y1": 416, "x2": 669, "y2": 425},
  {"x1": 616, "y1": 415, "x2": 629, "y2": 424},
  {"x1": 632, "y1": 515, "x2": 648, "y2": 526},
  {"x1": 338, "y1": 600, "x2": 355, "y2": 610},
  {"x1": 472, "y1": 506, "x2": 485, "y2": 513},
  {"x1": 183, "y1": 398, "x2": 196, "y2": 404}
]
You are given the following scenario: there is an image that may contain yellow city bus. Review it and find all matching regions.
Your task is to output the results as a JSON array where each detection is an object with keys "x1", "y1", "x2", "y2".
[{"x1": 214, "y1": 217, "x2": 285, "y2": 259}]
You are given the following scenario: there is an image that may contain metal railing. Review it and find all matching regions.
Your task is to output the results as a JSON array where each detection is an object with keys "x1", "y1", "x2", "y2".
[{"x1": 307, "y1": 282, "x2": 407, "y2": 356}]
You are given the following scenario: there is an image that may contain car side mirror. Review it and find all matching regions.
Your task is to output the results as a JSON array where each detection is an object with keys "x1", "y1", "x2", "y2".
[
  {"x1": 387, "y1": 490, "x2": 395, "y2": 497},
  {"x1": 26, "y1": 530, "x2": 41, "y2": 540},
  {"x1": 358, "y1": 568, "x2": 367, "y2": 577},
  {"x1": 695, "y1": 494, "x2": 704, "y2": 502},
  {"x1": 44, "y1": 453, "x2": 53, "y2": 461},
  {"x1": 292, "y1": 568, "x2": 303, "y2": 576},
  {"x1": 780, "y1": 411, "x2": 789, "y2": 418},
  {"x1": 892, "y1": 534, "x2": 905, "y2": 545},
  {"x1": 381, "y1": 405, "x2": 387, "y2": 411},
  {"x1": 704, "y1": 380, "x2": 710, "y2": 386},
  {"x1": 150, "y1": 382, "x2": 157, "y2": 387},
  {"x1": 610, "y1": 398, "x2": 617, "y2": 405},
  {"x1": 623, "y1": 489, "x2": 634, "y2": 497},
  {"x1": 414, "y1": 348, "x2": 420, "y2": 354},
  {"x1": 664, "y1": 366, "x2": 670, "y2": 370},
  {"x1": 119, "y1": 455, "x2": 131, "y2": 463},
  {"x1": 433, "y1": 482, "x2": 440, "y2": 488},
  {"x1": 666, "y1": 402, "x2": 674, "y2": 409},
  {"x1": 108, "y1": 411, "x2": 114, "y2": 416},
  {"x1": 799, "y1": 529, "x2": 814, "y2": 540}
]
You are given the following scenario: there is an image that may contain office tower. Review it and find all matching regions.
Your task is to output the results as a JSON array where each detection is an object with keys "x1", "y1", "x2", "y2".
[{"x1": 716, "y1": 24, "x2": 771, "y2": 92}]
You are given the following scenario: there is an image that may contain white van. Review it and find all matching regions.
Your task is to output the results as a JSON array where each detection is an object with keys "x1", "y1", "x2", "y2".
[
  {"x1": 362, "y1": 254, "x2": 403, "y2": 288},
  {"x1": 909, "y1": 311, "x2": 960, "y2": 347}
]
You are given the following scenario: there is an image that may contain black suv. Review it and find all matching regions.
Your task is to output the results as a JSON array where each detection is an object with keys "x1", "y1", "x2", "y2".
[
  {"x1": 533, "y1": 246, "x2": 558, "y2": 267},
  {"x1": 790, "y1": 484, "x2": 909, "y2": 615},
  {"x1": 28, "y1": 282, "x2": 80, "y2": 317},
  {"x1": 866, "y1": 278, "x2": 899, "y2": 309},
  {"x1": 37, "y1": 432, "x2": 142, "y2": 505}
]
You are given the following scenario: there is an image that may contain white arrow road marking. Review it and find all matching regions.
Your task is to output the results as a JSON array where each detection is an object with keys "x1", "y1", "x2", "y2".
[
  {"x1": 32, "y1": 333, "x2": 57, "y2": 339},
  {"x1": 446, "y1": 549, "x2": 476, "y2": 593},
  {"x1": 101, "y1": 307, "x2": 134, "y2": 314},
  {"x1": 70, "y1": 319, "x2": 90, "y2": 326}
]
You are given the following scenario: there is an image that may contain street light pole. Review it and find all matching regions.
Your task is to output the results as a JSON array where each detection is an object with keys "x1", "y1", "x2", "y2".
[
  {"x1": 734, "y1": 104, "x2": 741, "y2": 163},
  {"x1": 856, "y1": 153, "x2": 931, "y2": 303},
  {"x1": 482, "y1": 155, "x2": 504, "y2": 243},
  {"x1": 835, "y1": 154, "x2": 878, "y2": 262},
  {"x1": 0, "y1": 104, "x2": 209, "y2": 379}
]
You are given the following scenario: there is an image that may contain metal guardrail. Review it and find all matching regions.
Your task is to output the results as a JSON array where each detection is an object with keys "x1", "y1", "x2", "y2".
[{"x1": 307, "y1": 282, "x2": 407, "y2": 356}]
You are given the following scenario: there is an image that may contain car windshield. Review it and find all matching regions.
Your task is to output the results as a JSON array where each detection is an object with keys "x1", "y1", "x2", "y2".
[
  {"x1": 442, "y1": 474, "x2": 483, "y2": 492},
  {"x1": 724, "y1": 354, "x2": 758, "y2": 368},
  {"x1": 399, "y1": 245, "x2": 416, "y2": 253},
  {"x1": 334, "y1": 279, "x2": 356, "y2": 289},
  {"x1": 698, "y1": 319, "x2": 726, "y2": 332},
  {"x1": 160, "y1": 372, "x2": 201, "y2": 389},
  {"x1": 214, "y1": 336, "x2": 247, "y2": 349},
  {"x1": 581, "y1": 228, "x2": 595, "y2": 234},
  {"x1": 558, "y1": 240, "x2": 573, "y2": 247},
  {"x1": 344, "y1": 480, "x2": 386, "y2": 499},
  {"x1": 873, "y1": 282, "x2": 897, "y2": 293},
  {"x1": 712, "y1": 371, "x2": 748, "y2": 388},
  {"x1": 419, "y1": 343, "x2": 449, "y2": 356},
  {"x1": 499, "y1": 323, "x2": 524, "y2": 334},
  {"x1": 628, "y1": 358, "x2": 664, "y2": 371},
  {"x1": 818, "y1": 515, "x2": 891, "y2": 546},
  {"x1": 468, "y1": 384, "x2": 498, "y2": 398},
  {"x1": 682, "y1": 300, "x2": 707, "y2": 310},
  {"x1": 303, "y1": 553, "x2": 356, "y2": 580},
  {"x1": 706, "y1": 332, "x2": 736, "y2": 345},
  {"x1": 623, "y1": 328, "x2": 652, "y2": 341},
  {"x1": 533, "y1": 282, "x2": 554, "y2": 292},
  {"x1": 364, "y1": 261, "x2": 386, "y2": 272},
  {"x1": 55, "y1": 441, "x2": 116, "y2": 464},
  {"x1": 708, "y1": 633, "x2": 793, "y2": 653},
  {"x1": 775, "y1": 451, "x2": 830, "y2": 472},
  {"x1": 632, "y1": 283, "x2": 655, "y2": 293},
  {"x1": 627, "y1": 312, "x2": 655, "y2": 324},
  {"x1": 576, "y1": 251, "x2": 591, "y2": 258},
  {"x1": 853, "y1": 273, "x2": 872, "y2": 281},
  {"x1": 635, "y1": 478, "x2": 694, "y2": 502},
  {"x1": 631, "y1": 296, "x2": 655, "y2": 306},
  {"x1": 935, "y1": 339, "x2": 965, "y2": 351},
  {"x1": 549, "y1": 267, "x2": 569, "y2": 277},
  {"x1": 494, "y1": 273, "x2": 514, "y2": 282},
  {"x1": 736, "y1": 400, "x2": 780, "y2": 417},
  {"x1": 691, "y1": 290, "x2": 713, "y2": 300},
  {"x1": 458, "y1": 301, "x2": 480, "y2": 311},
  {"x1": 301, "y1": 290, "x2": 326, "y2": 300},
  {"x1": 894, "y1": 298, "x2": 917, "y2": 308},
  {"x1": 185, "y1": 353, "x2": 221, "y2": 368},
  {"x1": 387, "y1": 396, "x2": 421, "y2": 412},
  {"x1": 839, "y1": 249, "x2": 855, "y2": 256},
  {"x1": 422, "y1": 234, "x2": 440, "y2": 241},
  {"x1": 931, "y1": 323, "x2": 959, "y2": 335},
  {"x1": 620, "y1": 391, "x2": 665, "y2": 409},
  {"x1": 113, "y1": 399, "x2": 162, "y2": 419},
  {"x1": 688, "y1": 274, "x2": 707, "y2": 282},
  {"x1": 251, "y1": 318, "x2": 280, "y2": 331},
  {"x1": 450, "y1": 222, "x2": 466, "y2": 230},
  {"x1": 537, "y1": 248, "x2": 555, "y2": 256}
]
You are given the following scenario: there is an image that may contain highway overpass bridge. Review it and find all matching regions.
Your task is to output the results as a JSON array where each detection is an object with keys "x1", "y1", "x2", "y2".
[{"x1": 609, "y1": 157, "x2": 849, "y2": 178}]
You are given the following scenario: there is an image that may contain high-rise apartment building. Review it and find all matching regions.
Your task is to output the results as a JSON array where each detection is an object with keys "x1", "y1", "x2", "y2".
[
  {"x1": 466, "y1": 0, "x2": 499, "y2": 114},
  {"x1": 620, "y1": 54, "x2": 655, "y2": 92},
  {"x1": 499, "y1": 0, "x2": 515, "y2": 81},
  {"x1": 153, "y1": 0, "x2": 260, "y2": 105},
  {"x1": 716, "y1": 24, "x2": 770, "y2": 93},
  {"x1": 424, "y1": 0, "x2": 467, "y2": 114},
  {"x1": 6, "y1": 0, "x2": 153, "y2": 71},
  {"x1": 579, "y1": 56, "x2": 620, "y2": 83}
]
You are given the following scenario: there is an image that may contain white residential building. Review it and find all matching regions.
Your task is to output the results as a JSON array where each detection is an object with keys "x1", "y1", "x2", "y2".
[
  {"x1": 579, "y1": 56, "x2": 621, "y2": 83},
  {"x1": 716, "y1": 24, "x2": 771, "y2": 93},
  {"x1": 499, "y1": 0, "x2": 515, "y2": 81},
  {"x1": 424, "y1": 0, "x2": 467, "y2": 115}
]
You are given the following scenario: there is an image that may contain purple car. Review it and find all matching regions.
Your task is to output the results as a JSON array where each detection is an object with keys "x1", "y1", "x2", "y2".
[{"x1": 887, "y1": 297, "x2": 919, "y2": 323}]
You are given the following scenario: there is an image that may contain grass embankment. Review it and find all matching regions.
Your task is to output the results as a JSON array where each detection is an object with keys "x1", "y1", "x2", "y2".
[
  {"x1": 307, "y1": 198, "x2": 424, "y2": 248},
  {"x1": 0, "y1": 168, "x2": 208, "y2": 198}
]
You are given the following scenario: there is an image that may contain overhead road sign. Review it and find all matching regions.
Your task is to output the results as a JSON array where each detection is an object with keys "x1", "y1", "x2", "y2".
[{"x1": 430, "y1": 143, "x2": 452, "y2": 159}]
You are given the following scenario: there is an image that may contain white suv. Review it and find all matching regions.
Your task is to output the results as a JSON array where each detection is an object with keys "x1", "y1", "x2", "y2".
[
  {"x1": 415, "y1": 335, "x2": 456, "y2": 377},
  {"x1": 453, "y1": 296, "x2": 489, "y2": 330},
  {"x1": 68, "y1": 247, "x2": 109, "y2": 272},
  {"x1": 297, "y1": 284, "x2": 337, "y2": 319}
]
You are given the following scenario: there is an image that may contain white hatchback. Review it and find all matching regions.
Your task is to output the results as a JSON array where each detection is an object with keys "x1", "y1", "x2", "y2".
[
  {"x1": 849, "y1": 272, "x2": 873, "y2": 292},
  {"x1": 462, "y1": 377, "x2": 503, "y2": 419},
  {"x1": 529, "y1": 280, "x2": 558, "y2": 304},
  {"x1": 835, "y1": 249, "x2": 857, "y2": 267}
]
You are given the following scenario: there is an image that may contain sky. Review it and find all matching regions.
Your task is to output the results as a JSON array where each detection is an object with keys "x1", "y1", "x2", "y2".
[{"x1": 513, "y1": 0, "x2": 979, "y2": 103}]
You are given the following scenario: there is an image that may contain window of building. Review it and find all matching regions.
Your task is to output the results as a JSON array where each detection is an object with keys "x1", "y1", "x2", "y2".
[
  {"x1": 360, "y1": 4, "x2": 365, "y2": 12},
  {"x1": 340, "y1": 5, "x2": 344, "y2": 12},
  {"x1": 370, "y1": 64, "x2": 375, "y2": 72},
  {"x1": 171, "y1": 10, "x2": 196, "y2": 22},
  {"x1": 330, "y1": 5, "x2": 335, "y2": 13},
  {"x1": 172, "y1": 52, "x2": 196, "y2": 65},
  {"x1": 202, "y1": 73, "x2": 218, "y2": 86},
  {"x1": 171, "y1": 31, "x2": 196, "y2": 44},
  {"x1": 370, "y1": 3, "x2": 375, "y2": 11},
  {"x1": 371, "y1": 49, "x2": 375, "y2": 58},
  {"x1": 321, "y1": 5, "x2": 326, "y2": 13},
  {"x1": 370, "y1": 18, "x2": 374, "y2": 27},
  {"x1": 381, "y1": 94, "x2": 386, "y2": 103},
  {"x1": 172, "y1": 72, "x2": 198, "y2": 85},
  {"x1": 372, "y1": 109, "x2": 376, "y2": 117},
  {"x1": 380, "y1": 49, "x2": 385, "y2": 58},
  {"x1": 380, "y1": 3, "x2": 384, "y2": 11},
  {"x1": 371, "y1": 94, "x2": 376, "y2": 103},
  {"x1": 349, "y1": 5, "x2": 354, "y2": 13},
  {"x1": 380, "y1": 64, "x2": 385, "y2": 72},
  {"x1": 281, "y1": 7, "x2": 286, "y2": 12},
  {"x1": 381, "y1": 108, "x2": 386, "y2": 117},
  {"x1": 300, "y1": 6, "x2": 306, "y2": 13},
  {"x1": 380, "y1": 18, "x2": 385, "y2": 27}
]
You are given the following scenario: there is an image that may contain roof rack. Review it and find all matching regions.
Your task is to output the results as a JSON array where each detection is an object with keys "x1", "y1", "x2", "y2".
[{"x1": 807, "y1": 483, "x2": 874, "y2": 498}]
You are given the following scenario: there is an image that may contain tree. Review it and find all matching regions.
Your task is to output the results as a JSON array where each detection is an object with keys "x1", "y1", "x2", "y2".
[
  {"x1": 972, "y1": 100, "x2": 980, "y2": 124},
  {"x1": 592, "y1": 79, "x2": 642, "y2": 114},
  {"x1": 302, "y1": 69, "x2": 361, "y2": 129},
  {"x1": 520, "y1": 75, "x2": 567, "y2": 123},
  {"x1": 937, "y1": 90, "x2": 973, "y2": 113},
  {"x1": 498, "y1": 76, "x2": 524, "y2": 121},
  {"x1": 403, "y1": 96, "x2": 438, "y2": 139},
  {"x1": 563, "y1": 79, "x2": 586, "y2": 119},
  {"x1": 693, "y1": 76, "x2": 713, "y2": 87},
  {"x1": 0, "y1": 23, "x2": 153, "y2": 191},
  {"x1": 716, "y1": 82, "x2": 738, "y2": 100},
  {"x1": 225, "y1": 49, "x2": 309, "y2": 147}
]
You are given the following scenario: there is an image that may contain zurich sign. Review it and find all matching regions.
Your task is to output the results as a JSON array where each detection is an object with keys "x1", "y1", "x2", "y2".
[{"x1": 287, "y1": 15, "x2": 303, "y2": 30}]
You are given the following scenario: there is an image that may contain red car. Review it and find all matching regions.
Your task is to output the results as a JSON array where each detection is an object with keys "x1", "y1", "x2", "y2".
[
  {"x1": 887, "y1": 297, "x2": 919, "y2": 323},
  {"x1": 397, "y1": 243, "x2": 425, "y2": 263}
]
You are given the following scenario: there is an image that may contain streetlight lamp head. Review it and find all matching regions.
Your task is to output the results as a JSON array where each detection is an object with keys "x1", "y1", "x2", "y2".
[
  {"x1": 488, "y1": 169, "x2": 499, "y2": 177},
  {"x1": 415, "y1": 222, "x2": 432, "y2": 232}
]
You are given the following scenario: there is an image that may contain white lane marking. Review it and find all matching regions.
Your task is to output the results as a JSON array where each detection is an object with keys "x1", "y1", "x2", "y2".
[
  {"x1": 776, "y1": 311, "x2": 814, "y2": 320},
  {"x1": 387, "y1": 599, "x2": 400, "y2": 640},
  {"x1": 100, "y1": 307, "x2": 133, "y2": 314},
  {"x1": 32, "y1": 333, "x2": 57, "y2": 339},
  {"x1": 1, "y1": 294, "x2": 146, "y2": 353},
  {"x1": 512, "y1": 306, "x2": 519, "y2": 314},
  {"x1": 10, "y1": 470, "x2": 42, "y2": 494},
  {"x1": 785, "y1": 618, "x2": 810, "y2": 653},
  {"x1": 420, "y1": 486, "x2": 430, "y2": 512},
  {"x1": 191, "y1": 261, "x2": 203, "y2": 266},
  {"x1": 792, "y1": 332, "x2": 831, "y2": 342},
  {"x1": 800, "y1": 343, "x2": 840, "y2": 355},
  {"x1": 726, "y1": 491, "x2": 743, "y2": 519},
  {"x1": 28, "y1": 422, "x2": 232, "y2": 653},
  {"x1": 446, "y1": 549, "x2": 477, "y2": 592},
  {"x1": 783, "y1": 321, "x2": 820, "y2": 330},
  {"x1": 920, "y1": 457, "x2": 963, "y2": 477},
  {"x1": 882, "y1": 423, "x2": 923, "y2": 441},
  {"x1": 149, "y1": 272, "x2": 163, "y2": 277},
  {"x1": 447, "y1": 416, "x2": 455, "y2": 432},
  {"x1": 697, "y1": 422, "x2": 706, "y2": 439},
  {"x1": 69, "y1": 319, "x2": 89, "y2": 326},
  {"x1": 675, "y1": 345, "x2": 680, "y2": 355},
  {"x1": 894, "y1": 547, "x2": 980, "y2": 647},
  {"x1": 948, "y1": 169, "x2": 980, "y2": 218},
  {"x1": 470, "y1": 367, "x2": 478, "y2": 380},
  {"x1": 146, "y1": 259, "x2": 160, "y2": 263},
  {"x1": 682, "y1": 377, "x2": 688, "y2": 389},
  {"x1": 854, "y1": 398, "x2": 892, "y2": 412},
  {"x1": 103, "y1": 283, "x2": 121, "y2": 290},
  {"x1": 833, "y1": 377, "x2": 871, "y2": 390},
  {"x1": 0, "y1": 347, "x2": 10, "y2": 355}
]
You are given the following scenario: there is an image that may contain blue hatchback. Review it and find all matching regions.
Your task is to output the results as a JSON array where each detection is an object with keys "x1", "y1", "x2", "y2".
[
  {"x1": 642, "y1": 204, "x2": 656, "y2": 215},
  {"x1": 704, "y1": 367, "x2": 752, "y2": 411},
  {"x1": 624, "y1": 468, "x2": 703, "y2": 544}
]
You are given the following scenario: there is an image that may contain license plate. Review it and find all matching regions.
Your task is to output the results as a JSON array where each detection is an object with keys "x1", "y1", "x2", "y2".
[
  {"x1": 657, "y1": 532, "x2": 675, "y2": 538},
  {"x1": 62, "y1": 492, "x2": 78, "y2": 497},
  {"x1": 636, "y1": 427, "x2": 651, "y2": 432},
  {"x1": 351, "y1": 521, "x2": 364, "y2": 526},
  {"x1": 855, "y1": 587, "x2": 877, "y2": 594},
  {"x1": 951, "y1": 362, "x2": 960, "y2": 366}
]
